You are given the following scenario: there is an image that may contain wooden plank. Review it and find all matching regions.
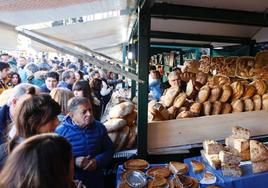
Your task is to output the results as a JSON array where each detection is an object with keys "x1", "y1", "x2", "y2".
[{"x1": 148, "y1": 111, "x2": 268, "y2": 150}]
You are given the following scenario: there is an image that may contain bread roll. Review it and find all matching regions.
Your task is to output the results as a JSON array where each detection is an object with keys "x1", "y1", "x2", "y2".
[
  {"x1": 201, "y1": 101, "x2": 212, "y2": 116},
  {"x1": 244, "y1": 98, "x2": 254, "y2": 111},
  {"x1": 221, "y1": 103, "x2": 232, "y2": 114},
  {"x1": 252, "y1": 79, "x2": 267, "y2": 95},
  {"x1": 253, "y1": 94, "x2": 262, "y2": 111},
  {"x1": 104, "y1": 118, "x2": 127, "y2": 132},
  {"x1": 231, "y1": 81, "x2": 244, "y2": 100},
  {"x1": 186, "y1": 80, "x2": 202, "y2": 99},
  {"x1": 109, "y1": 102, "x2": 135, "y2": 118},
  {"x1": 231, "y1": 100, "x2": 244, "y2": 112},
  {"x1": 208, "y1": 87, "x2": 222, "y2": 102},
  {"x1": 173, "y1": 92, "x2": 187, "y2": 108},
  {"x1": 176, "y1": 110, "x2": 196, "y2": 119},
  {"x1": 262, "y1": 93, "x2": 268, "y2": 110},
  {"x1": 219, "y1": 85, "x2": 232, "y2": 103},
  {"x1": 160, "y1": 86, "x2": 180, "y2": 107},
  {"x1": 190, "y1": 102, "x2": 202, "y2": 115},
  {"x1": 242, "y1": 85, "x2": 256, "y2": 100},
  {"x1": 211, "y1": 101, "x2": 222, "y2": 115},
  {"x1": 196, "y1": 85, "x2": 210, "y2": 103}
]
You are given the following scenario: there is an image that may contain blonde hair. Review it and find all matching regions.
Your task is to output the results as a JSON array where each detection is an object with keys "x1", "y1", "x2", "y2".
[{"x1": 50, "y1": 88, "x2": 74, "y2": 114}]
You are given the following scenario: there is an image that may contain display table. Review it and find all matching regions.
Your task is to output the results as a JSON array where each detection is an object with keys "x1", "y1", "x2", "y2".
[
  {"x1": 184, "y1": 156, "x2": 268, "y2": 188},
  {"x1": 116, "y1": 156, "x2": 268, "y2": 188}
]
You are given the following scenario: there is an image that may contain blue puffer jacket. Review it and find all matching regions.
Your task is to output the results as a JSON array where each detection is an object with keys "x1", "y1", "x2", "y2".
[
  {"x1": 55, "y1": 116, "x2": 114, "y2": 188},
  {"x1": 0, "y1": 105, "x2": 11, "y2": 145}
]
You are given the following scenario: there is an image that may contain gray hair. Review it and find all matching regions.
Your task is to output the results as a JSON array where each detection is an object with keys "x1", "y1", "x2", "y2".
[
  {"x1": 7, "y1": 83, "x2": 40, "y2": 105},
  {"x1": 62, "y1": 70, "x2": 74, "y2": 81},
  {"x1": 68, "y1": 97, "x2": 90, "y2": 113},
  {"x1": 24, "y1": 63, "x2": 39, "y2": 73}
]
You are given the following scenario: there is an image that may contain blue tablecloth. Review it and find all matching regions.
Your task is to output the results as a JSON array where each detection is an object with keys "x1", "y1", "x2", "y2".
[
  {"x1": 184, "y1": 156, "x2": 268, "y2": 188},
  {"x1": 116, "y1": 157, "x2": 268, "y2": 188}
]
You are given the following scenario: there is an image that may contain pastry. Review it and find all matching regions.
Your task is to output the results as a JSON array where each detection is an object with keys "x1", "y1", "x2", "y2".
[
  {"x1": 123, "y1": 159, "x2": 149, "y2": 171},
  {"x1": 231, "y1": 100, "x2": 244, "y2": 112},
  {"x1": 219, "y1": 85, "x2": 232, "y2": 103},
  {"x1": 221, "y1": 166, "x2": 242, "y2": 177},
  {"x1": 225, "y1": 136, "x2": 250, "y2": 161},
  {"x1": 147, "y1": 175, "x2": 168, "y2": 188},
  {"x1": 200, "y1": 171, "x2": 217, "y2": 184},
  {"x1": 219, "y1": 147, "x2": 241, "y2": 166},
  {"x1": 201, "y1": 150, "x2": 221, "y2": 169},
  {"x1": 190, "y1": 160, "x2": 205, "y2": 173},
  {"x1": 221, "y1": 103, "x2": 232, "y2": 114},
  {"x1": 252, "y1": 94, "x2": 262, "y2": 110},
  {"x1": 203, "y1": 140, "x2": 223, "y2": 155},
  {"x1": 146, "y1": 167, "x2": 171, "y2": 178},
  {"x1": 252, "y1": 158, "x2": 268, "y2": 173},
  {"x1": 167, "y1": 106, "x2": 178, "y2": 119},
  {"x1": 168, "y1": 161, "x2": 189, "y2": 175}
]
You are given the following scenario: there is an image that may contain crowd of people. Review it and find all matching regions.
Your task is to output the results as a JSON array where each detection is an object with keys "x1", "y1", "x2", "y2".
[{"x1": 0, "y1": 53, "x2": 126, "y2": 188}]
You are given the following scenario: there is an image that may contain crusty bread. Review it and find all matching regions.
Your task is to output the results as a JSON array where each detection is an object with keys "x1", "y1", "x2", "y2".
[
  {"x1": 231, "y1": 81, "x2": 244, "y2": 100},
  {"x1": 146, "y1": 167, "x2": 171, "y2": 178},
  {"x1": 203, "y1": 140, "x2": 223, "y2": 155},
  {"x1": 262, "y1": 93, "x2": 268, "y2": 110},
  {"x1": 231, "y1": 100, "x2": 244, "y2": 112},
  {"x1": 168, "y1": 161, "x2": 189, "y2": 175},
  {"x1": 221, "y1": 103, "x2": 232, "y2": 114},
  {"x1": 109, "y1": 101, "x2": 135, "y2": 118},
  {"x1": 242, "y1": 85, "x2": 256, "y2": 100},
  {"x1": 104, "y1": 118, "x2": 127, "y2": 132},
  {"x1": 190, "y1": 102, "x2": 202, "y2": 115},
  {"x1": 252, "y1": 79, "x2": 267, "y2": 96},
  {"x1": 252, "y1": 158, "x2": 268, "y2": 173},
  {"x1": 125, "y1": 125, "x2": 137, "y2": 149},
  {"x1": 244, "y1": 98, "x2": 254, "y2": 111},
  {"x1": 250, "y1": 140, "x2": 268, "y2": 163},
  {"x1": 208, "y1": 87, "x2": 222, "y2": 102},
  {"x1": 123, "y1": 159, "x2": 149, "y2": 171},
  {"x1": 186, "y1": 80, "x2": 202, "y2": 99},
  {"x1": 167, "y1": 106, "x2": 178, "y2": 119},
  {"x1": 191, "y1": 160, "x2": 205, "y2": 173},
  {"x1": 219, "y1": 85, "x2": 232, "y2": 103},
  {"x1": 115, "y1": 126, "x2": 130, "y2": 151},
  {"x1": 211, "y1": 101, "x2": 222, "y2": 115},
  {"x1": 252, "y1": 94, "x2": 262, "y2": 111},
  {"x1": 173, "y1": 92, "x2": 187, "y2": 108},
  {"x1": 124, "y1": 110, "x2": 137, "y2": 126},
  {"x1": 201, "y1": 101, "x2": 212, "y2": 116},
  {"x1": 196, "y1": 85, "x2": 210, "y2": 103},
  {"x1": 160, "y1": 86, "x2": 180, "y2": 107},
  {"x1": 232, "y1": 126, "x2": 250, "y2": 139}
]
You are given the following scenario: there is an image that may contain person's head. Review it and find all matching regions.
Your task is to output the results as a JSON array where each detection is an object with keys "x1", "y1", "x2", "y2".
[
  {"x1": 67, "y1": 63, "x2": 78, "y2": 71},
  {"x1": 0, "y1": 133, "x2": 73, "y2": 188},
  {"x1": 17, "y1": 56, "x2": 27, "y2": 68},
  {"x1": 75, "y1": 70, "x2": 84, "y2": 81},
  {"x1": 45, "y1": 71, "x2": 59, "y2": 91},
  {"x1": 90, "y1": 78, "x2": 102, "y2": 92},
  {"x1": 68, "y1": 97, "x2": 94, "y2": 128},
  {"x1": 24, "y1": 63, "x2": 39, "y2": 76},
  {"x1": 0, "y1": 53, "x2": 9, "y2": 63},
  {"x1": 168, "y1": 71, "x2": 181, "y2": 87},
  {"x1": 10, "y1": 72, "x2": 21, "y2": 85},
  {"x1": 62, "y1": 70, "x2": 76, "y2": 85},
  {"x1": 0, "y1": 62, "x2": 10, "y2": 79},
  {"x1": 50, "y1": 88, "x2": 74, "y2": 115},
  {"x1": 14, "y1": 89, "x2": 61, "y2": 138},
  {"x1": 73, "y1": 80, "x2": 91, "y2": 98},
  {"x1": 91, "y1": 70, "x2": 100, "y2": 79},
  {"x1": 107, "y1": 71, "x2": 115, "y2": 79}
]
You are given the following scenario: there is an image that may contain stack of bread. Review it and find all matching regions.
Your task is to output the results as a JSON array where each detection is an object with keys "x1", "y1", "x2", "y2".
[
  {"x1": 201, "y1": 140, "x2": 223, "y2": 169},
  {"x1": 250, "y1": 140, "x2": 268, "y2": 173},
  {"x1": 225, "y1": 126, "x2": 251, "y2": 161},
  {"x1": 104, "y1": 101, "x2": 137, "y2": 151}
]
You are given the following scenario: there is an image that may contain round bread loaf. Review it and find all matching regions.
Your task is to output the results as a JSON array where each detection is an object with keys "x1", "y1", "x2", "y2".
[
  {"x1": 109, "y1": 101, "x2": 135, "y2": 118},
  {"x1": 104, "y1": 118, "x2": 127, "y2": 132}
]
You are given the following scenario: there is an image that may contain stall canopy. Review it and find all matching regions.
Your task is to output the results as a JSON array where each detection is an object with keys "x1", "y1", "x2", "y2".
[
  {"x1": 0, "y1": 0, "x2": 137, "y2": 60},
  {"x1": 150, "y1": 0, "x2": 268, "y2": 47}
]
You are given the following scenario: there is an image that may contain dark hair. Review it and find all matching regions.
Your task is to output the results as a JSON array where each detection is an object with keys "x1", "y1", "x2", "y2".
[
  {"x1": 10, "y1": 72, "x2": 21, "y2": 84},
  {"x1": 90, "y1": 78, "x2": 102, "y2": 91},
  {"x1": 73, "y1": 80, "x2": 93, "y2": 100},
  {"x1": 0, "y1": 62, "x2": 10, "y2": 71},
  {"x1": 46, "y1": 71, "x2": 59, "y2": 81},
  {"x1": 14, "y1": 91, "x2": 61, "y2": 138},
  {"x1": 75, "y1": 70, "x2": 84, "y2": 80},
  {"x1": 68, "y1": 96, "x2": 90, "y2": 113},
  {"x1": 0, "y1": 133, "x2": 73, "y2": 188}
]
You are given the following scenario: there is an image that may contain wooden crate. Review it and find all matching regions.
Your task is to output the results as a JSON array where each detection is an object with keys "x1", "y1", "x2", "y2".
[{"x1": 148, "y1": 111, "x2": 268, "y2": 154}]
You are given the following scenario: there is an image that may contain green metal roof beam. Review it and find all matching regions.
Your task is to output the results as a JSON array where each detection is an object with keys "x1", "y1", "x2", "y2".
[
  {"x1": 151, "y1": 42, "x2": 212, "y2": 48},
  {"x1": 150, "y1": 31, "x2": 253, "y2": 44},
  {"x1": 151, "y1": 3, "x2": 268, "y2": 27}
]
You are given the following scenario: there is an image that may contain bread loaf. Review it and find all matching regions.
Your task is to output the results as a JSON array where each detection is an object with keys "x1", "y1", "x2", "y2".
[
  {"x1": 186, "y1": 80, "x2": 202, "y2": 99},
  {"x1": 253, "y1": 94, "x2": 262, "y2": 110},
  {"x1": 208, "y1": 87, "x2": 222, "y2": 102},
  {"x1": 201, "y1": 101, "x2": 212, "y2": 116},
  {"x1": 109, "y1": 102, "x2": 135, "y2": 118},
  {"x1": 262, "y1": 93, "x2": 268, "y2": 110},
  {"x1": 196, "y1": 85, "x2": 210, "y2": 103},
  {"x1": 231, "y1": 81, "x2": 244, "y2": 100},
  {"x1": 221, "y1": 103, "x2": 232, "y2": 114},
  {"x1": 173, "y1": 92, "x2": 187, "y2": 108},
  {"x1": 160, "y1": 86, "x2": 180, "y2": 107},
  {"x1": 190, "y1": 102, "x2": 202, "y2": 115},
  {"x1": 203, "y1": 140, "x2": 223, "y2": 155},
  {"x1": 211, "y1": 101, "x2": 222, "y2": 115},
  {"x1": 244, "y1": 98, "x2": 254, "y2": 111},
  {"x1": 232, "y1": 126, "x2": 250, "y2": 139},
  {"x1": 250, "y1": 140, "x2": 268, "y2": 162},
  {"x1": 231, "y1": 100, "x2": 244, "y2": 112},
  {"x1": 167, "y1": 106, "x2": 178, "y2": 119},
  {"x1": 242, "y1": 85, "x2": 256, "y2": 99},
  {"x1": 124, "y1": 110, "x2": 137, "y2": 125},
  {"x1": 115, "y1": 126, "x2": 130, "y2": 151},
  {"x1": 125, "y1": 125, "x2": 137, "y2": 149},
  {"x1": 252, "y1": 79, "x2": 267, "y2": 95},
  {"x1": 104, "y1": 118, "x2": 127, "y2": 132},
  {"x1": 219, "y1": 85, "x2": 232, "y2": 103}
]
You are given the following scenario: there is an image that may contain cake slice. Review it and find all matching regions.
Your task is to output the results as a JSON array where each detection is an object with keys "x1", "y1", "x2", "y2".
[
  {"x1": 191, "y1": 160, "x2": 205, "y2": 173},
  {"x1": 219, "y1": 147, "x2": 241, "y2": 166},
  {"x1": 168, "y1": 161, "x2": 188, "y2": 175},
  {"x1": 222, "y1": 166, "x2": 242, "y2": 177},
  {"x1": 232, "y1": 126, "x2": 250, "y2": 139},
  {"x1": 250, "y1": 140, "x2": 268, "y2": 162},
  {"x1": 200, "y1": 171, "x2": 217, "y2": 184},
  {"x1": 203, "y1": 140, "x2": 223, "y2": 155},
  {"x1": 252, "y1": 158, "x2": 268, "y2": 173},
  {"x1": 225, "y1": 136, "x2": 250, "y2": 161},
  {"x1": 201, "y1": 150, "x2": 221, "y2": 169}
]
